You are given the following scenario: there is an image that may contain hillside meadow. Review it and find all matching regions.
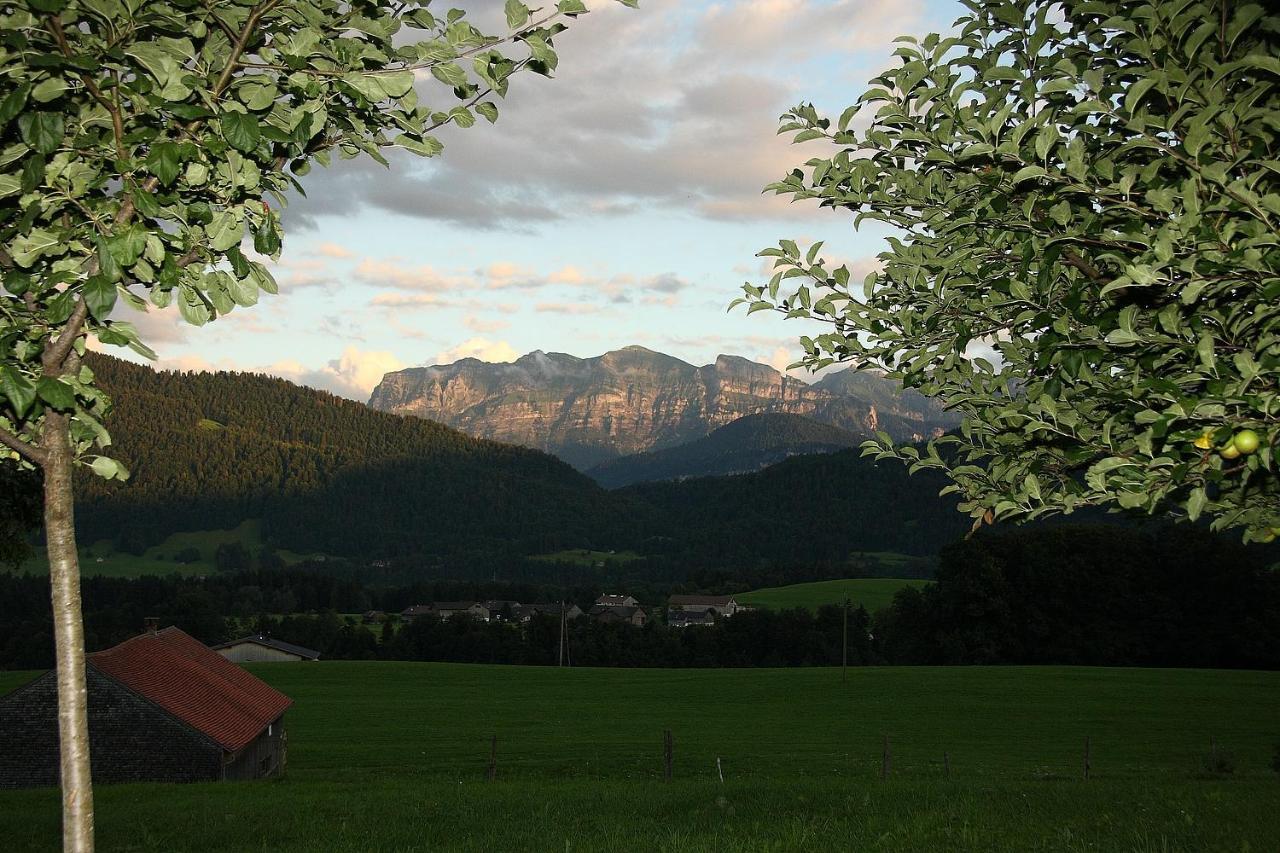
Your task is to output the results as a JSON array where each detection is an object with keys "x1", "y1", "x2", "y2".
[
  {"x1": 0, "y1": 663, "x2": 1277, "y2": 851},
  {"x1": 738, "y1": 578, "x2": 931, "y2": 614}
]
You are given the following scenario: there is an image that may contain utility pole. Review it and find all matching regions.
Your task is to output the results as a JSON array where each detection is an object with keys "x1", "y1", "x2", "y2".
[{"x1": 558, "y1": 600, "x2": 565, "y2": 667}]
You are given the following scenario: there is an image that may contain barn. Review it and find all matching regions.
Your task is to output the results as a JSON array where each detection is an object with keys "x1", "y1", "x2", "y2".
[
  {"x1": 214, "y1": 634, "x2": 321, "y2": 663},
  {"x1": 0, "y1": 626, "x2": 292, "y2": 788}
]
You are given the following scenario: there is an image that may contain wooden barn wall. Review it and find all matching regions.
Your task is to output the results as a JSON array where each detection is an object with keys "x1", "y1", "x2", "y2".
[
  {"x1": 223, "y1": 714, "x2": 287, "y2": 781},
  {"x1": 0, "y1": 668, "x2": 222, "y2": 788}
]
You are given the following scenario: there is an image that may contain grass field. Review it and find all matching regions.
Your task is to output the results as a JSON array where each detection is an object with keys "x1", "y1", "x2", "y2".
[
  {"x1": 0, "y1": 663, "x2": 1277, "y2": 851},
  {"x1": 18, "y1": 519, "x2": 325, "y2": 578},
  {"x1": 738, "y1": 578, "x2": 930, "y2": 613}
]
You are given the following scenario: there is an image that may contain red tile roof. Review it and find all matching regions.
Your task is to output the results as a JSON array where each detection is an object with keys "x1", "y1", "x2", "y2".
[{"x1": 90, "y1": 627, "x2": 292, "y2": 753}]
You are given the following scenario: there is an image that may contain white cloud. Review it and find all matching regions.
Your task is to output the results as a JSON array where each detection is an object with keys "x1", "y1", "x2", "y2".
[{"x1": 434, "y1": 337, "x2": 520, "y2": 365}]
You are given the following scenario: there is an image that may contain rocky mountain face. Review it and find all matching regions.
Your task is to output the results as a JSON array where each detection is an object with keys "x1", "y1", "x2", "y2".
[{"x1": 368, "y1": 346, "x2": 957, "y2": 469}]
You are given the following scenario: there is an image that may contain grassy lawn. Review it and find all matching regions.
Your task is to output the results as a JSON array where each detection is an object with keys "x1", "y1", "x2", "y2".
[
  {"x1": 18, "y1": 519, "x2": 326, "y2": 578},
  {"x1": 1, "y1": 663, "x2": 1276, "y2": 850},
  {"x1": 738, "y1": 578, "x2": 930, "y2": 613}
]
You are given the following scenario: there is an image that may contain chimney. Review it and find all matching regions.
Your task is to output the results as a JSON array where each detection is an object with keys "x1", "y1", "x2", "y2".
[{"x1": 143, "y1": 617, "x2": 159, "y2": 634}]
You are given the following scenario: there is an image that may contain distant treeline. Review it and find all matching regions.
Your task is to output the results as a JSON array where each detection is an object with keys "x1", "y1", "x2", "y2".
[{"x1": 2, "y1": 525, "x2": 1276, "y2": 671}]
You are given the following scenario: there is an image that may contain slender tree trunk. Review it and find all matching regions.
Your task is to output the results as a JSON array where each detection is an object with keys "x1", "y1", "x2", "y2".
[{"x1": 42, "y1": 410, "x2": 95, "y2": 852}]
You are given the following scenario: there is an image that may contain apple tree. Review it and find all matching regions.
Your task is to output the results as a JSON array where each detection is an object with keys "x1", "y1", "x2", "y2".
[
  {"x1": 0, "y1": 0, "x2": 636, "y2": 848},
  {"x1": 737, "y1": 0, "x2": 1279, "y2": 541}
]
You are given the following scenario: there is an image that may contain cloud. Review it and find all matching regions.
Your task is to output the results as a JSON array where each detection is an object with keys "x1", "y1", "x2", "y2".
[
  {"x1": 465, "y1": 315, "x2": 511, "y2": 333},
  {"x1": 313, "y1": 243, "x2": 353, "y2": 258},
  {"x1": 434, "y1": 337, "x2": 520, "y2": 365},
  {"x1": 534, "y1": 302, "x2": 605, "y2": 315},
  {"x1": 282, "y1": 0, "x2": 925, "y2": 229}
]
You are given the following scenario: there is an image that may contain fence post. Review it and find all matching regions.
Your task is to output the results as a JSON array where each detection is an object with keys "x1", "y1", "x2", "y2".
[
  {"x1": 716, "y1": 756, "x2": 724, "y2": 784},
  {"x1": 663, "y1": 729, "x2": 673, "y2": 782},
  {"x1": 881, "y1": 734, "x2": 891, "y2": 780},
  {"x1": 1082, "y1": 735, "x2": 1090, "y2": 781},
  {"x1": 944, "y1": 750, "x2": 950, "y2": 779},
  {"x1": 486, "y1": 734, "x2": 498, "y2": 782}
]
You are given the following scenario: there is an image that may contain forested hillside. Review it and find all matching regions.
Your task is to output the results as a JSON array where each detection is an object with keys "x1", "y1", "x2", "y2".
[
  {"x1": 75, "y1": 356, "x2": 635, "y2": 560},
  {"x1": 587, "y1": 413, "x2": 863, "y2": 487}
]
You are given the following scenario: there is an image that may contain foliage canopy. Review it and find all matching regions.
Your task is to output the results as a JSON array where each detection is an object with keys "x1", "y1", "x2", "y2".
[
  {"x1": 738, "y1": 0, "x2": 1279, "y2": 540},
  {"x1": 0, "y1": 0, "x2": 634, "y2": 475}
]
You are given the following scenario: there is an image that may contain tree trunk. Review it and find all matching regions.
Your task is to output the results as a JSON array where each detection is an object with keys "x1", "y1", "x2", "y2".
[{"x1": 42, "y1": 410, "x2": 95, "y2": 852}]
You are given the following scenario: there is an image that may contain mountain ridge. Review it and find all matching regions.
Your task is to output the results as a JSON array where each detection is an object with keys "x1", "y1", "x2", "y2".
[
  {"x1": 368, "y1": 346, "x2": 957, "y2": 469},
  {"x1": 587, "y1": 412, "x2": 864, "y2": 488}
]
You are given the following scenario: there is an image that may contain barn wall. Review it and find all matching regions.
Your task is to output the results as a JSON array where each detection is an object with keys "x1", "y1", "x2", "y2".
[
  {"x1": 0, "y1": 668, "x2": 223, "y2": 789},
  {"x1": 218, "y1": 643, "x2": 303, "y2": 663},
  {"x1": 222, "y1": 714, "x2": 288, "y2": 781}
]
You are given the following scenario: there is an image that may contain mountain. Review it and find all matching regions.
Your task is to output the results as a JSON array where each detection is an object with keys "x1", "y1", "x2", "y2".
[
  {"x1": 587, "y1": 413, "x2": 863, "y2": 488},
  {"x1": 367, "y1": 346, "x2": 958, "y2": 469},
  {"x1": 62, "y1": 356, "x2": 970, "y2": 573}
]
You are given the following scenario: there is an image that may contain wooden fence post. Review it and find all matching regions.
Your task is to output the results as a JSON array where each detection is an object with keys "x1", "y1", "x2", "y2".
[
  {"x1": 1083, "y1": 735, "x2": 1090, "y2": 781},
  {"x1": 486, "y1": 734, "x2": 498, "y2": 782},
  {"x1": 944, "y1": 750, "x2": 950, "y2": 779},
  {"x1": 663, "y1": 730, "x2": 673, "y2": 782},
  {"x1": 881, "y1": 734, "x2": 891, "y2": 780}
]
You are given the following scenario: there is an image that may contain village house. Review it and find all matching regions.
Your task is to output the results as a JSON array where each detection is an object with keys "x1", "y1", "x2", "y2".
[
  {"x1": 482, "y1": 600, "x2": 523, "y2": 622},
  {"x1": 361, "y1": 610, "x2": 386, "y2": 624},
  {"x1": 0, "y1": 626, "x2": 292, "y2": 787},
  {"x1": 214, "y1": 634, "x2": 321, "y2": 663},
  {"x1": 667, "y1": 594, "x2": 740, "y2": 627},
  {"x1": 517, "y1": 602, "x2": 584, "y2": 623},
  {"x1": 589, "y1": 604, "x2": 648, "y2": 627},
  {"x1": 595, "y1": 594, "x2": 640, "y2": 608},
  {"x1": 401, "y1": 602, "x2": 490, "y2": 622}
]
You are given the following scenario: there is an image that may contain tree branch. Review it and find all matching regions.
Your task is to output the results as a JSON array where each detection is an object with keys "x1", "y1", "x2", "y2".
[
  {"x1": 43, "y1": 298, "x2": 89, "y2": 375},
  {"x1": 46, "y1": 15, "x2": 126, "y2": 161},
  {"x1": 214, "y1": 0, "x2": 283, "y2": 99},
  {"x1": 0, "y1": 425, "x2": 48, "y2": 466},
  {"x1": 1061, "y1": 247, "x2": 1105, "y2": 282}
]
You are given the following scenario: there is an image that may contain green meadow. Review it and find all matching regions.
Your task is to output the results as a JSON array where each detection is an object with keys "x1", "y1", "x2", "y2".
[
  {"x1": 17, "y1": 520, "x2": 324, "y2": 579},
  {"x1": 0, "y1": 663, "x2": 1277, "y2": 851},
  {"x1": 738, "y1": 577, "x2": 930, "y2": 614}
]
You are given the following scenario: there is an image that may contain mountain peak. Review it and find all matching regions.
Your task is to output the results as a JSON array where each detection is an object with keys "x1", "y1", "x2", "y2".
[{"x1": 369, "y1": 345, "x2": 958, "y2": 469}]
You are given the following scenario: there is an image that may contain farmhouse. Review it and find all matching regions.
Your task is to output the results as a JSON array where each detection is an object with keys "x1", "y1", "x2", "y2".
[
  {"x1": 517, "y1": 602, "x2": 584, "y2": 622},
  {"x1": 482, "y1": 600, "x2": 523, "y2": 621},
  {"x1": 214, "y1": 634, "x2": 321, "y2": 663},
  {"x1": 590, "y1": 604, "x2": 648, "y2": 627},
  {"x1": 0, "y1": 626, "x2": 291, "y2": 788},
  {"x1": 595, "y1": 594, "x2": 640, "y2": 608},
  {"x1": 667, "y1": 594, "x2": 739, "y2": 627},
  {"x1": 401, "y1": 602, "x2": 491, "y2": 622}
]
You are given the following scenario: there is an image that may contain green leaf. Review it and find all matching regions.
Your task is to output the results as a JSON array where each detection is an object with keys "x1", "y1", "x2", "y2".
[
  {"x1": 221, "y1": 112, "x2": 261, "y2": 153},
  {"x1": 10, "y1": 229, "x2": 61, "y2": 267},
  {"x1": 89, "y1": 455, "x2": 129, "y2": 481},
  {"x1": 505, "y1": 0, "x2": 530, "y2": 30},
  {"x1": 17, "y1": 111, "x2": 63, "y2": 154},
  {"x1": 0, "y1": 366, "x2": 36, "y2": 419},
  {"x1": 146, "y1": 142, "x2": 181, "y2": 186},
  {"x1": 475, "y1": 102, "x2": 499, "y2": 124},
  {"x1": 207, "y1": 209, "x2": 245, "y2": 252},
  {"x1": 557, "y1": 0, "x2": 588, "y2": 15},
  {"x1": 83, "y1": 275, "x2": 118, "y2": 320},
  {"x1": 36, "y1": 377, "x2": 76, "y2": 411}
]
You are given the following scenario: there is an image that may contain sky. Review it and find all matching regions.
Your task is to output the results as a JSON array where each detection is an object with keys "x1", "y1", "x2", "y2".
[{"x1": 112, "y1": 0, "x2": 967, "y2": 401}]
